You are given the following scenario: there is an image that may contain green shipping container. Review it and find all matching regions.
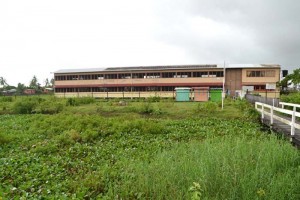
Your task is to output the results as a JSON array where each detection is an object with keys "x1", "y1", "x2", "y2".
[
  {"x1": 175, "y1": 88, "x2": 191, "y2": 102},
  {"x1": 210, "y1": 89, "x2": 222, "y2": 102}
]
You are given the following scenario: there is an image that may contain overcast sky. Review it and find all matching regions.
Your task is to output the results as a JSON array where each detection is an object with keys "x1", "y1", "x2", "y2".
[{"x1": 1, "y1": 0, "x2": 299, "y2": 86}]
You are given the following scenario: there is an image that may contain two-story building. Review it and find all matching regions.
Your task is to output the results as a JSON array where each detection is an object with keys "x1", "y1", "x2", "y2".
[{"x1": 53, "y1": 64, "x2": 281, "y2": 98}]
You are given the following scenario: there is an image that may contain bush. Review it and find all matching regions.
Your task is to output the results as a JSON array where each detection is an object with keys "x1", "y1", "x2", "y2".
[
  {"x1": 66, "y1": 97, "x2": 95, "y2": 106},
  {"x1": 196, "y1": 102, "x2": 219, "y2": 113},
  {"x1": 56, "y1": 129, "x2": 82, "y2": 146},
  {"x1": 147, "y1": 95, "x2": 161, "y2": 102},
  {"x1": 0, "y1": 96, "x2": 13, "y2": 102},
  {"x1": 0, "y1": 132, "x2": 11, "y2": 145},
  {"x1": 34, "y1": 101, "x2": 64, "y2": 114},
  {"x1": 281, "y1": 92, "x2": 300, "y2": 104},
  {"x1": 13, "y1": 99, "x2": 38, "y2": 114},
  {"x1": 140, "y1": 102, "x2": 154, "y2": 114}
]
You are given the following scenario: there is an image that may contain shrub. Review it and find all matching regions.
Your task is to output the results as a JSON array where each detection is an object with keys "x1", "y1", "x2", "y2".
[
  {"x1": 34, "y1": 101, "x2": 64, "y2": 114},
  {"x1": 0, "y1": 132, "x2": 11, "y2": 145},
  {"x1": 66, "y1": 97, "x2": 95, "y2": 106},
  {"x1": 13, "y1": 99, "x2": 38, "y2": 114},
  {"x1": 66, "y1": 98, "x2": 78, "y2": 106},
  {"x1": 140, "y1": 102, "x2": 154, "y2": 114},
  {"x1": 147, "y1": 95, "x2": 161, "y2": 102},
  {"x1": 56, "y1": 129, "x2": 82, "y2": 146},
  {"x1": 196, "y1": 102, "x2": 218, "y2": 113},
  {"x1": 0, "y1": 96, "x2": 13, "y2": 102},
  {"x1": 281, "y1": 92, "x2": 300, "y2": 104}
]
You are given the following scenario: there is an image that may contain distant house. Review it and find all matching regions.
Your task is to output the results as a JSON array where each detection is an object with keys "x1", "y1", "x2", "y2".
[
  {"x1": 43, "y1": 88, "x2": 54, "y2": 93},
  {"x1": 23, "y1": 89, "x2": 36, "y2": 95}
]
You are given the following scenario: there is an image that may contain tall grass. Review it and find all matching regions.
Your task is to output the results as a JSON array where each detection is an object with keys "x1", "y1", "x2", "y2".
[{"x1": 116, "y1": 135, "x2": 300, "y2": 199}]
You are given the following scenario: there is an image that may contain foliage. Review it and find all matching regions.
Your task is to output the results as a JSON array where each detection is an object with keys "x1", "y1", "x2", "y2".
[
  {"x1": 147, "y1": 95, "x2": 161, "y2": 102},
  {"x1": 66, "y1": 97, "x2": 95, "y2": 106},
  {"x1": 12, "y1": 98, "x2": 39, "y2": 114},
  {"x1": 0, "y1": 76, "x2": 8, "y2": 88},
  {"x1": 12, "y1": 96, "x2": 64, "y2": 114},
  {"x1": 281, "y1": 92, "x2": 300, "y2": 104},
  {"x1": 0, "y1": 101, "x2": 298, "y2": 199},
  {"x1": 196, "y1": 101, "x2": 219, "y2": 113},
  {"x1": 279, "y1": 68, "x2": 300, "y2": 89},
  {"x1": 29, "y1": 75, "x2": 39, "y2": 89},
  {"x1": 120, "y1": 136, "x2": 300, "y2": 199},
  {"x1": 16, "y1": 83, "x2": 26, "y2": 94},
  {"x1": 0, "y1": 96, "x2": 13, "y2": 102}
]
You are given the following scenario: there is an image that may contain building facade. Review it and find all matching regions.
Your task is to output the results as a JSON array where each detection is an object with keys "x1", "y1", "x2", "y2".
[{"x1": 54, "y1": 64, "x2": 281, "y2": 98}]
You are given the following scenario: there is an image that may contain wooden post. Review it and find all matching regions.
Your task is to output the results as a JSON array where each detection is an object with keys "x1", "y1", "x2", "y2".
[{"x1": 291, "y1": 106, "x2": 296, "y2": 137}]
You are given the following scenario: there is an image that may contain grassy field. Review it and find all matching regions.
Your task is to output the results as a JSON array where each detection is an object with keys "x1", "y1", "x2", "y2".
[{"x1": 0, "y1": 96, "x2": 299, "y2": 199}]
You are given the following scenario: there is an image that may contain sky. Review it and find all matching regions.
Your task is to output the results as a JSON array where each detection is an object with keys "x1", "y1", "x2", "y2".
[{"x1": 1, "y1": 0, "x2": 300, "y2": 86}]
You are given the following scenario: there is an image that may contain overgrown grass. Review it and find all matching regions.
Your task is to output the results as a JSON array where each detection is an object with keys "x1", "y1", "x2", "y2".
[
  {"x1": 118, "y1": 135, "x2": 300, "y2": 199},
  {"x1": 0, "y1": 98, "x2": 298, "y2": 199}
]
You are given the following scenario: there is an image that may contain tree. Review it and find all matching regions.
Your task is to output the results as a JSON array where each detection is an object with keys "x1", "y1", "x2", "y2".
[
  {"x1": 279, "y1": 68, "x2": 300, "y2": 90},
  {"x1": 290, "y1": 69, "x2": 300, "y2": 89},
  {"x1": 44, "y1": 78, "x2": 50, "y2": 87},
  {"x1": 16, "y1": 83, "x2": 26, "y2": 94},
  {"x1": 29, "y1": 75, "x2": 39, "y2": 90},
  {"x1": 0, "y1": 77, "x2": 8, "y2": 88},
  {"x1": 50, "y1": 78, "x2": 55, "y2": 87}
]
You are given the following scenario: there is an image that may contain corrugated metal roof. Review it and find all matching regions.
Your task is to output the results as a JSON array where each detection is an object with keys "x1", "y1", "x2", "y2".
[
  {"x1": 54, "y1": 65, "x2": 218, "y2": 74},
  {"x1": 54, "y1": 68, "x2": 106, "y2": 73},
  {"x1": 222, "y1": 64, "x2": 280, "y2": 68},
  {"x1": 54, "y1": 64, "x2": 280, "y2": 74},
  {"x1": 105, "y1": 64, "x2": 218, "y2": 71}
]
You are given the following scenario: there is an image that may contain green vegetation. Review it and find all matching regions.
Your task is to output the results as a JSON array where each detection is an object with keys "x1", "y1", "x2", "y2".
[
  {"x1": 0, "y1": 96, "x2": 299, "y2": 199},
  {"x1": 281, "y1": 92, "x2": 300, "y2": 104}
]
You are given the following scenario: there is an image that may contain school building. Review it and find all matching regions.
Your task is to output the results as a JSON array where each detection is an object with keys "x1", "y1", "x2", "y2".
[{"x1": 53, "y1": 64, "x2": 281, "y2": 98}]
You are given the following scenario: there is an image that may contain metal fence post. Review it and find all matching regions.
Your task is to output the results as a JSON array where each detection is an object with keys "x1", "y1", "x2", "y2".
[
  {"x1": 270, "y1": 104, "x2": 274, "y2": 125},
  {"x1": 291, "y1": 106, "x2": 296, "y2": 137},
  {"x1": 261, "y1": 104, "x2": 264, "y2": 122}
]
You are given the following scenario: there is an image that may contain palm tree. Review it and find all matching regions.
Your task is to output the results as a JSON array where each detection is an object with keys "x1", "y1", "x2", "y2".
[{"x1": 0, "y1": 77, "x2": 8, "y2": 88}]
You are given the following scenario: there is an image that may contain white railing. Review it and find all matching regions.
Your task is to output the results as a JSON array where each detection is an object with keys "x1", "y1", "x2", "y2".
[{"x1": 255, "y1": 102, "x2": 300, "y2": 137}]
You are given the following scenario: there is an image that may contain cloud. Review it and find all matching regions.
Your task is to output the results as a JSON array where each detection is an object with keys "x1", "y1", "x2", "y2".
[
  {"x1": 152, "y1": 0, "x2": 300, "y2": 68},
  {"x1": 0, "y1": 0, "x2": 299, "y2": 85}
]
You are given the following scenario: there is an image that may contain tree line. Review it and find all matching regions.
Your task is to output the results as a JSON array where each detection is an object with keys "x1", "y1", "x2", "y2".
[{"x1": 0, "y1": 76, "x2": 54, "y2": 95}]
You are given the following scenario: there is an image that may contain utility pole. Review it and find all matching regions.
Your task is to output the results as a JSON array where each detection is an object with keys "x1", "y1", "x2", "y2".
[{"x1": 222, "y1": 61, "x2": 226, "y2": 110}]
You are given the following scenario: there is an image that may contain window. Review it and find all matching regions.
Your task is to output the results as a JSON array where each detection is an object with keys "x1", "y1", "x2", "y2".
[
  {"x1": 162, "y1": 72, "x2": 176, "y2": 78},
  {"x1": 254, "y1": 85, "x2": 266, "y2": 90},
  {"x1": 247, "y1": 70, "x2": 275, "y2": 77},
  {"x1": 132, "y1": 73, "x2": 145, "y2": 79},
  {"x1": 147, "y1": 86, "x2": 160, "y2": 91},
  {"x1": 145, "y1": 73, "x2": 160, "y2": 78},
  {"x1": 162, "y1": 86, "x2": 175, "y2": 91},
  {"x1": 78, "y1": 88, "x2": 90, "y2": 92},
  {"x1": 209, "y1": 71, "x2": 223, "y2": 77},
  {"x1": 176, "y1": 72, "x2": 191, "y2": 78},
  {"x1": 79, "y1": 75, "x2": 91, "y2": 80},
  {"x1": 104, "y1": 74, "x2": 118, "y2": 79},
  {"x1": 107, "y1": 87, "x2": 118, "y2": 92},
  {"x1": 55, "y1": 76, "x2": 66, "y2": 81},
  {"x1": 193, "y1": 72, "x2": 208, "y2": 77},
  {"x1": 118, "y1": 73, "x2": 131, "y2": 79},
  {"x1": 66, "y1": 75, "x2": 79, "y2": 80},
  {"x1": 266, "y1": 70, "x2": 275, "y2": 77}
]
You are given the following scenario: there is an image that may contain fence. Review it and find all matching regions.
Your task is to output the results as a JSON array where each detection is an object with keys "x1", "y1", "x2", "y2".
[
  {"x1": 255, "y1": 101, "x2": 300, "y2": 138},
  {"x1": 245, "y1": 91, "x2": 281, "y2": 107}
]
